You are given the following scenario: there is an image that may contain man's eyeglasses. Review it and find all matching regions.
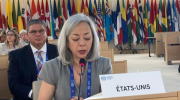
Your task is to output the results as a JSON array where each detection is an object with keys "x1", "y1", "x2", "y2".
[
  {"x1": 7, "y1": 34, "x2": 15, "y2": 36},
  {"x1": 29, "y1": 29, "x2": 45, "y2": 35}
]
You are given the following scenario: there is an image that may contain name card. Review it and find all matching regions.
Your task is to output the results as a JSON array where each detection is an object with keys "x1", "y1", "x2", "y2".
[
  {"x1": 99, "y1": 71, "x2": 165, "y2": 98},
  {"x1": 48, "y1": 36, "x2": 53, "y2": 40}
]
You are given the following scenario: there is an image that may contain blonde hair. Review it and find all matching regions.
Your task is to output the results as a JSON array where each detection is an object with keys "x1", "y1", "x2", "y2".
[
  {"x1": 0, "y1": 31, "x2": 6, "y2": 43},
  {"x1": 5, "y1": 30, "x2": 20, "y2": 46}
]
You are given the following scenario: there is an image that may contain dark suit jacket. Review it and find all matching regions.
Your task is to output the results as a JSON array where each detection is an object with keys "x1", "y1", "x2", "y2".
[{"x1": 8, "y1": 44, "x2": 58, "y2": 100}]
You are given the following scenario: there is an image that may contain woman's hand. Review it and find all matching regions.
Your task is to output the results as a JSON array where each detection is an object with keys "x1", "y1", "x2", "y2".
[{"x1": 71, "y1": 96, "x2": 84, "y2": 100}]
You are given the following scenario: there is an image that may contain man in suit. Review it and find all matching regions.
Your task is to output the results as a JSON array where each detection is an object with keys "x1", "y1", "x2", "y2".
[{"x1": 8, "y1": 19, "x2": 58, "y2": 100}]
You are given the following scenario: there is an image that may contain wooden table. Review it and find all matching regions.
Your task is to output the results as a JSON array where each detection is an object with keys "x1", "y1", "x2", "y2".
[{"x1": 146, "y1": 37, "x2": 156, "y2": 57}]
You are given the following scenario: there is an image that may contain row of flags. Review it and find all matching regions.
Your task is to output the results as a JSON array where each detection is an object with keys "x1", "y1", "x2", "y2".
[{"x1": 1, "y1": 0, "x2": 180, "y2": 45}]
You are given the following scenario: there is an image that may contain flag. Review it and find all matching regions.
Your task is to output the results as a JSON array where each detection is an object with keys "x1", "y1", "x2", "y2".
[
  {"x1": 0, "y1": 2, "x2": 3, "y2": 29},
  {"x1": 27, "y1": 0, "x2": 31, "y2": 22},
  {"x1": 149, "y1": 0, "x2": 155, "y2": 37},
  {"x1": 138, "y1": 0, "x2": 144, "y2": 43},
  {"x1": 176, "y1": 0, "x2": 180, "y2": 31},
  {"x1": 127, "y1": 0, "x2": 132, "y2": 44},
  {"x1": 17, "y1": 0, "x2": 24, "y2": 32},
  {"x1": 12, "y1": 0, "x2": 18, "y2": 29},
  {"x1": 122, "y1": 0, "x2": 128, "y2": 44},
  {"x1": 67, "y1": 0, "x2": 72, "y2": 18},
  {"x1": 62, "y1": 0, "x2": 67, "y2": 21},
  {"x1": 40, "y1": 0, "x2": 45, "y2": 21},
  {"x1": 147, "y1": 0, "x2": 151, "y2": 42},
  {"x1": 45, "y1": 0, "x2": 51, "y2": 36},
  {"x1": 105, "y1": 0, "x2": 114, "y2": 43},
  {"x1": 1, "y1": 0, "x2": 8, "y2": 30},
  {"x1": 31, "y1": 0, "x2": 38, "y2": 19},
  {"x1": 155, "y1": 0, "x2": 159, "y2": 32},
  {"x1": 162, "y1": 0, "x2": 168, "y2": 32},
  {"x1": 50, "y1": 0, "x2": 55, "y2": 38},
  {"x1": 117, "y1": 0, "x2": 123, "y2": 45},
  {"x1": 77, "y1": 0, "x2": 80, "y2": 13},
  {"x1": 143, "y1": 0, "x2": 149, "y2": 44},
  {"x1": 37, "y1": 0, "x2": 41, "y2": 19},
  {"x1": 172, "y1": 0, "x2": 179, "y2": 31},
  {"x1": 81, "y1": 0, "x2": 85, "y2": 13},
  {"x1": 22, "y1": 0, "x2": 27, "y2": 29},
  {"x1": 85, "y1": 0, "x2": 89, "y2": 16},
  {"x1": 134, "y1": 0, "x2": 140, "y2": 44},
  {"x1": 6, "y1": 0, "x2": 13, "y2": 29},
  {"x1": 167, "y1": 0, "x2": 172, "y2": 31},
  {"x1": 58, "y1": 0, "x2": 63, "y2": 29},
  {"x1": 89, "y1": 0, "x2": 93, "y2": 17},
  {"x1": 72, "y1": 0, "x2": 76, "y2": 15},
  {"x1": 131, "y1": 3, "x2": 137, "y2": 45},
  {"x1": 93, "y1": 0, "x2": 98, "y2": 31},
  {"x1": 102, "y1": 0, "x2": 106, "y2": 40},
  {"x1": 159, "y1": 0, "x2": 163, "y2": 32},
  {"x1": 97, "y1": 0, "x2": 104, "y2": 37},
  {"x1": 53, "y1": 0, "x2": 59, "y2": 29},
  {"x1": 111, "y1": 0, "x2": 118, "y2": 45}
]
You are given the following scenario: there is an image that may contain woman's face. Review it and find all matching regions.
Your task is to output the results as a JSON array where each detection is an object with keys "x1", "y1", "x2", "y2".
[
  {"x1": 68, "y1": 22, "x2": 93, "y2": 60},
  {"x1": 7, "y1": 31, "x2": 16, "y2": 42},
  {"x1": 20, "y1": 33, "x2": 28, "y2": 41},
  {"x1": 0, "y1": 34, "x2": 6, "y2": 43}
]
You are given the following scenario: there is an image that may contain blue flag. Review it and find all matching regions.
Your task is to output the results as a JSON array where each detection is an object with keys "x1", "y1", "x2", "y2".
[
  {"x1": 167, "y1": 0, "x2": 172, "y2": 31},
  {"x1": 67, "y1": 0, "x2": 72, "y2": 18},
  {"x1": 138, "y1": 0, "x2": 145, "y2": 43},
  {"x1": 105, "y1": 0, "x2": 114, "y2": 43},
  {"x1": 172, "y1": 0, "x2": 178, "y2": 31},
  {"x1": 147, "y1": 0, "x2": 151, "y2": 43},
  {"x1": 50, "y1": 0, "x2": 55, "y2": 38}
]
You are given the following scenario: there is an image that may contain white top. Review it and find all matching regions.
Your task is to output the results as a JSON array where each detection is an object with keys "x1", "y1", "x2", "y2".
[
  {"x1": 28, "y1": 42, "x2": 47, "y2": 98},
  {"x1": 30, "y1": 43, "x2": 47, "y2": 63}
]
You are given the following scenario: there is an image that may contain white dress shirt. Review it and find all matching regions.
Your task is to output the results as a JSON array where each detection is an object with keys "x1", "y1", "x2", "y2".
[{"x1": 28, "y1": 43, "x2": 47, "y2": 98}]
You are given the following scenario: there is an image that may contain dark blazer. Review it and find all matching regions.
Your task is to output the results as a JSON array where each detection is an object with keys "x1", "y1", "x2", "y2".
[{"x1": 8, "y1": 44, "x2": 58, "y2": 100}]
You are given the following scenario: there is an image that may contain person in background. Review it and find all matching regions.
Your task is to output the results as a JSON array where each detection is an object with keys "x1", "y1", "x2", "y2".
[
  {"x1": 8, "y1": 19, "x2": 58, "y2": 100},
  {"x1": 0, "y1": 30, "x2": 23, "y2": 55},
  {"x1": 38, "y1": 14, "x2": 112, "y2": 100},
  {"x1": 55, "y1": 29, "x2": 60, "y2": 39},
  {"x1": 0, "y1": 31, "x2": 6, "y2": 43},
  {"x1": 19, "y1": 29, "x2": 29, "y2": 45},
  {"x1": 12, "y1": 27, "x2": 19, "y2": 33}
]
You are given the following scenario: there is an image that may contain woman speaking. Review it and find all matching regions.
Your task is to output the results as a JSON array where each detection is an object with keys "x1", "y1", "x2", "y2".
[{"x1": 38, "y1": 14, "x2": 112, "y2": 100}]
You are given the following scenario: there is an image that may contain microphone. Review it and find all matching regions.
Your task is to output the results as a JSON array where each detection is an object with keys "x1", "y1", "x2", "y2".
[{"x1": 78, "y1": 58, "x2": 85, "y2": 100}]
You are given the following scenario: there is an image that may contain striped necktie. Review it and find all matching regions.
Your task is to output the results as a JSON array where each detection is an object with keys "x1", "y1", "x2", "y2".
[{"x1": 36, "y1": 50, "x2": 43, "y2": 72}]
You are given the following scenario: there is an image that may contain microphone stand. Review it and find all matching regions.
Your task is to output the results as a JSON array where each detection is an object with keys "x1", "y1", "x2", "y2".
[{"x1": 78, "y1": 65, "x2": 83, "y2": 100}]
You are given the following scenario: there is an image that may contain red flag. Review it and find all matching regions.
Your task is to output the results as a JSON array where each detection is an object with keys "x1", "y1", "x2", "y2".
[
  {"x1": 81, "y1": 0, "x2": 85, "y2": 13},
  {"x1": 0, "y1": 2, "x2": 3, "y2": 29},
  {"x1": 40, "y1": 0, "x2": 45, "y2": 21},
  {"x1": 31, "y1": 0, "x2": 38, "y2": 19},
  {"x1": 45, "y1": 0, "x2": 51, "y2": 36},
  {"x1": 149, "y1": 0, "x2": 156, "y2": 34},
  {"x1": 62, "y1": 0, "x2": 67, "y2": 21},
  {"x1": 85, "y1": 0, "x2": 89, "y2": 16},
  {"x1": 72, "y1": 0, "x2": 76, "y2": 15},
  {"x1": 37, "y1": 0, "x2": 41, "y2": 19}
]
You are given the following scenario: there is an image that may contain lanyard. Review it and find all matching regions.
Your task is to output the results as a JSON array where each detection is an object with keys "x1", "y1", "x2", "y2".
[
  {"x1": 14, "y1": 45, "x2": 15, "y2": 49},
  {"x1": 69, "y1": 62, "x2": 91, "y2": 98},
  {"x1": 35, "y1": 52, "x2": 49, "y2": 76}
]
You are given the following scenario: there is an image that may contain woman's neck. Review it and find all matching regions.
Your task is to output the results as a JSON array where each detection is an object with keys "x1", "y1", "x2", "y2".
[
  {"x1": 9, "y1": 42, "x2": 14, "y2": 46},
  {"x1": 73, "y1": 58, "x2": 81, "y2": 68}
]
